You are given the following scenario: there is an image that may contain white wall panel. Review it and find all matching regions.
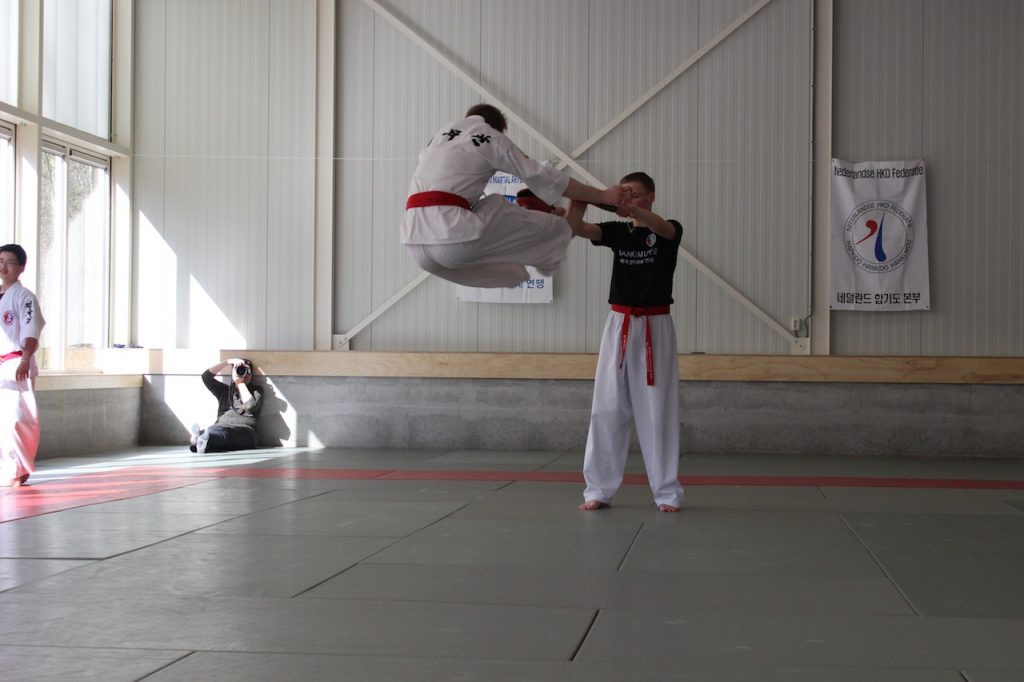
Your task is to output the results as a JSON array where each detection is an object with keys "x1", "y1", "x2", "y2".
[
  {"x1": 920, "y1": 0, "x2": 1024, "y2": 357},
  {"x1": 476, "y1": 0, "x2": 590, "y2": 352},
  {"x1": 134, "y1": 0, "x2": 1023, "y2": 357},
  {"x1": 696, "y1": 0, "x2": 811, "y2": 353},
  {"x1": 832, "y1": 0, "x2": 1024, "y2": 357},
  {"x1": 367, "y1": 0, "x2": 482, "y2": 351},
  {"x1": 583, "y1": 1, "x2": 701, "y2": 353},
  {"x1": 133, "y1": 0, "x2": 168, "y2": 348},
  {"x1": 165, "y1": 0, "x2": 270, "y2": 350},
  {"x1": 134, "y1": 156, "x2": 174, "y2": 347},
  {"x1": 267, "y1": 0, "x2": 316, "y2": 349},
  {"x1": 335, "y1": 0, "x2": 813, "y2": 354},
  {"x1": 134, "y1": 0, "x2": 316, "y2": 351},
  {"x1": 830, "y1": 0, "x2": 925, "y2": 355},
  {"x1": 336, "y1": 0, "x2": 377, "y2": 344}
]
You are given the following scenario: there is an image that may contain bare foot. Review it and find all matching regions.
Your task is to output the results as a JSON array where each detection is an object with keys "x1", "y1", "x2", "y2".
[
  {"x1": 658, "y1": 504, "x2": 681, "y2": 513},
  {"x1": 578, "y1": 500, "x2": 610, "y2": 511}
]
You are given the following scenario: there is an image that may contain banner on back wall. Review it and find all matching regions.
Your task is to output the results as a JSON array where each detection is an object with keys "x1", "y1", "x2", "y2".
[
  {"x1": 830, "y1": 159, "x2": 930, "y2": 311},
  {"x1": 454, "y1": 172, "x2": 553, "y2": 304}
]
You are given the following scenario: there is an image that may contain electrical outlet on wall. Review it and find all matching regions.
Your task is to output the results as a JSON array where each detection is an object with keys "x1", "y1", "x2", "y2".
[{"x1": 790, "y1": 318, "x2": 801, "y2": 332}]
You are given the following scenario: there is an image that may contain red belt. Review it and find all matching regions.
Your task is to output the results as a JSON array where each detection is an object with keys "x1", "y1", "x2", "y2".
[
  {"x1": 516, "y1": 196, "x2": 555, "y2": 213},
  {"x1": 0, "y1": 350, "x2": 23, "y2": 363},
  {"x1": 406, "y1": 191, "x2": 471, "y2": 210},
  {"x1": 611, "y1": 305, "x2": 670, "y2": 386}
]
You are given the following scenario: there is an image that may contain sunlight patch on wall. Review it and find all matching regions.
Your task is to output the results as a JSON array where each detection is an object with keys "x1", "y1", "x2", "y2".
[
  {"x1": 189, "y1": 274, "x2": 246, "y2": 348},
  {"x1": 157, "y1": 375, "x2": 217, "y2": 438},
  {"x1": 136, "y1": 210, "x2": 176, "y2": 348}
]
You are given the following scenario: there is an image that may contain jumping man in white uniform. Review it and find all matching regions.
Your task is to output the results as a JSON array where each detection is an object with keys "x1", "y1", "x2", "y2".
[
  {"x1": 569, "y1": 173, "x2": 686, "y2": 512},
  {"x1": 401, "y1": 104, "x2": 628, "y2": 288},
  {"x1": 0, "y1": 244, "x2": 45, "y2": 488}
]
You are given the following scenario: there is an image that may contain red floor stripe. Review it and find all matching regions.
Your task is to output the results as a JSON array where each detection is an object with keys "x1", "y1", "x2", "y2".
[
  {"x1": 373, "y1": 469, "x2": 584, "y2": 482},
  {"x1": 3, "y1": 466, "x2": 1023, "y2": 522},
  {"x1": 680, "y1": 474, "x2": 1024, "y2": 490},
  {"x1": 368, "y1": 469, "x2": 1024, "y2": 490},
  {"x1": 217, "y1": 467, "x2": 392, "y2": 480},
  {"x1": 0, "y1": 474, "x2": 219, "y2": 522}
]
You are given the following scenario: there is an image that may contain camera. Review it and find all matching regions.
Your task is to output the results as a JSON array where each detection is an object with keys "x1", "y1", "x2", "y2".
[{"x1": 234, "y1": 363, "x2": 250, "y2": 377}]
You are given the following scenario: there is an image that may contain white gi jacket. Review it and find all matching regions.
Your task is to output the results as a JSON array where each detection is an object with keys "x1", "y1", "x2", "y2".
[
  {"x1": 0, "y1": 281, "x2": 44, "y2": 376},
  {"x1": 401, "y1": 115, "x2": 569, "y2": 245},
  {"x1": 0, "y1": 280, "x2": 44, "y2": 482}
]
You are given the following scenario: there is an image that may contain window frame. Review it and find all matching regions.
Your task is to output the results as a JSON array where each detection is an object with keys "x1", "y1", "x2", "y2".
[
  {"x1": 38, "y1": 137, "x2": 111, "y2": 370},
  {"x1": 0, "y1": 0, "x2": 18, "y2": 106},
  {"x1": 0, "y1": 118, "x2": 14, "y2": 243},
  {"x1": 41, "y1": 0, "x2": 113, "y2": 140}
]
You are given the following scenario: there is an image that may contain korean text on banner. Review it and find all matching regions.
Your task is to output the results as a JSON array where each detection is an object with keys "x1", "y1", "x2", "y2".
[{"x1": 829, "y1": 159, "x2": 930, "y2": 311}]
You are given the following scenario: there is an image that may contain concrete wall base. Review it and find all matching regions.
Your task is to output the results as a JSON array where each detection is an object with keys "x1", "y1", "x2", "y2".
[
  {"x1": 683, "y1": 381, "x2": 1024, "y2": 458},
  {"x1": 133, "y1": 376, "x2": 1024, "y2": 458},
  {"x1": 36, "y1": 387, "x2": 140, "y2": 458}
]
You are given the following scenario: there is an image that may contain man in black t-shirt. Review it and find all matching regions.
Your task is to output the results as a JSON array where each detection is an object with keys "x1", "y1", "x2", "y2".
[{"x1": 569, "y1": 172, "x2": 686, "y2": 512}]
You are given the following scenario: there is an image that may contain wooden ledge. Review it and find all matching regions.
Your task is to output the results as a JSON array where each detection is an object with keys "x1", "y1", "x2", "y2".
[
  {"x1": 35, "y1": 373, "x2": 144, "y2": 392},
  {"x1": 69, "y1": 349, "x2": 1024, "y2": 384},
  {"x1": 685, "y1": 355, "x2": 1024, "y2": 384}
]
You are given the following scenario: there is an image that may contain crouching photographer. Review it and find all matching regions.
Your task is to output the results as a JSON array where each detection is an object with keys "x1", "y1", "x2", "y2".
[{"x1": 190, "y1": 357, "x2": 263, "y2": 453}]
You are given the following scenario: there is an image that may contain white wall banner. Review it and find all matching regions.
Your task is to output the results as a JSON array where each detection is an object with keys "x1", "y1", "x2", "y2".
[
  {"x1": 830, "y1": 159, "x2": 930, "y2": 311},
  {"x1": 454, "y1": 172, "x2": 554, "y2": 304}
]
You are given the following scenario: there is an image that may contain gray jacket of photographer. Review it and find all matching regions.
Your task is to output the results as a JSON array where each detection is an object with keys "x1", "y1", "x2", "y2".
[{"x1": 201, "y1": 370, "x2": 263, "y2": 429}]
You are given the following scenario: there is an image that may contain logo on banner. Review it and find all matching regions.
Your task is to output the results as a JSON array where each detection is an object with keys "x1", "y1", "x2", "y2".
[
  {"x1": 842, "y1": 200, "x2": 914, "y2": 274},
  {"x1": 830, "y1": 159, "x2": 929, "y2": 311}
]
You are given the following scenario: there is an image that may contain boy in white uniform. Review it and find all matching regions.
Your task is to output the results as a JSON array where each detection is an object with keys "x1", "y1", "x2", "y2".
[
  {"x1": 402, "y1": 104, "x2": 628, "y2": 288},
  {"x1": 0, "y1": 244, "x2": 45, "y2": 488}
]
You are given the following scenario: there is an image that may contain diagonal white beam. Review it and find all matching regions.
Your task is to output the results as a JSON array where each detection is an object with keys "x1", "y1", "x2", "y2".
[
  {"x1": 362, "y1": 0, "x2": 601, "y2": 187},
  {"x1": 554, "y1": 0, "x2": 797, "y2": 349},
  {"x1": 570, "y1": 0, "x2": 775, "y2": 160},
  {"x1": 346, "y1": 0, "x2": 800, "y2": 352},
  {"x1": 335, "y1": 271, "x2": 431, "y2": 350},
  {"x1": 677, "y1": 247, "x2": 796, "y2": 344},
  {"x1": 341, "y1": 0, "x2": 605, "y2": 350}
]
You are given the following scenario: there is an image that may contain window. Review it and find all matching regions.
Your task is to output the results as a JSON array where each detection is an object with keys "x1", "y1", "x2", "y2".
[
  {"x1": 0, "y1": 0, "x2": 16, "y2": 105},
  {"x1": 0, "y1": 120, "x2": 12, "y2": 243},
  {"x1": 38, "y1": 142, "x2": 110, "y2": 370},
  {"x1": 43, "y1": 0, "x2": 111, "y2": 138}
]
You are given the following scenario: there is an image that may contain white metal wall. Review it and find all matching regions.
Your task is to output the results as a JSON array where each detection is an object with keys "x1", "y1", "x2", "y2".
[
  {"x1": 335, "y1": 0, "x2": 813, "y2": 353},
  {"x1": 128, "y1": 0, "x2": 1024, "y2": 358},
  {"x1": 695, "y1": 0, "x2": 812, "y2": 354},
  {"x1": 133, "y1": 0, "x2": 316, "y2": 350},
  {"x1": 831, "y1": 0, "x2": 1024, "y2": 356}
]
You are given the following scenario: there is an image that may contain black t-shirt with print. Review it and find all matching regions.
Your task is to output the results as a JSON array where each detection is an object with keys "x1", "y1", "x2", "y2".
[{"x1": 592, "y1": 220, "x2": 682, "y2": 307}]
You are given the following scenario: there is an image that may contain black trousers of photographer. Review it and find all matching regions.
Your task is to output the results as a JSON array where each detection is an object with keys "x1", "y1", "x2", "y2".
[{"x1": 202, "y1": 424, "x2": 259, "y2": 453}]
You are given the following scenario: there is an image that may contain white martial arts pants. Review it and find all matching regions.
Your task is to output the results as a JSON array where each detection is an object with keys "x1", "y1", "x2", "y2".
[
  {"x1": 0, "y1": 360, "x2": 40, "y2": 483},
  {"x1": 406, "y1": 194, "x2": 573, "y2": 288},
  {"x1": 582, "y1": 310, "x2": 685, "y2": 508}
]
